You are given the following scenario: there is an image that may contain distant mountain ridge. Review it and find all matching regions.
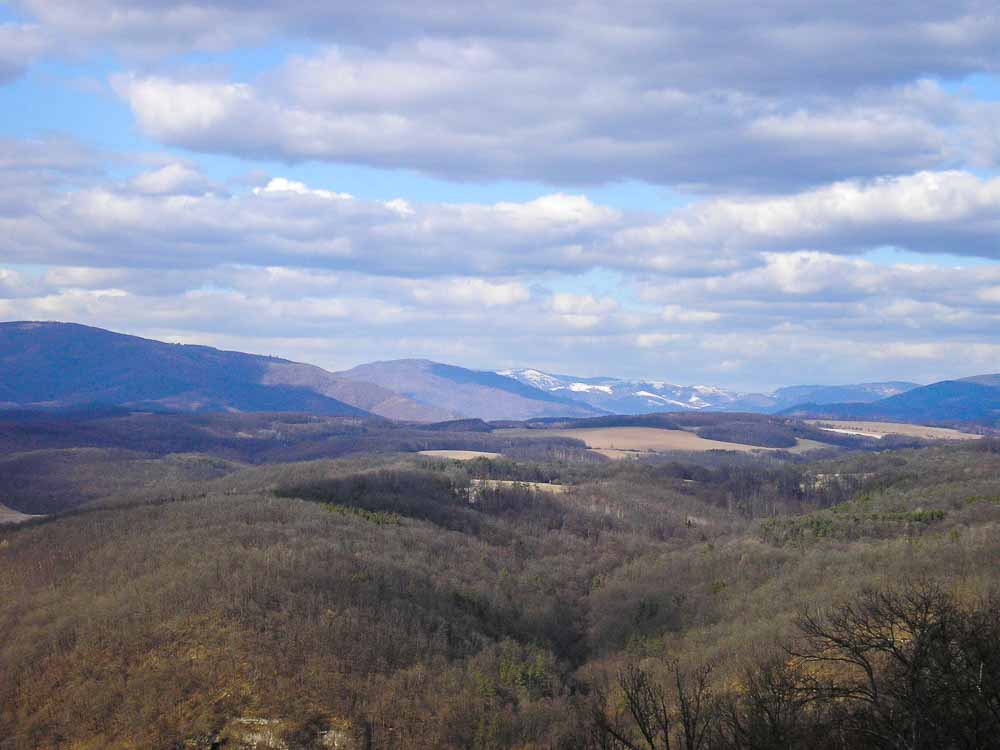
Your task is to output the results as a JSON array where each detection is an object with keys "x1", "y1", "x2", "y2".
[
  {"x1": 0, "y1": 322, "x2": 449, "y2": 421},
  {"x1": 784, "y1": 376, "x2": 1000, "y2": 425},
  {"x1": 4, "y1": 321, "x2": 991, "y2": 425},
  {"x1": 498, "y1": 368, "x2": 918, "y2": 414},
  {"x1": 767, "y1": 382, "x2": 921, "y2": 411}
]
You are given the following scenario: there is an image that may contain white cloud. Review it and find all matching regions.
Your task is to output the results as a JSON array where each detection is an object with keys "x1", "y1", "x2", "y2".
[
  {"x1": 661, "y1": 305, "x2": 721, "y2": 323},
  {"x1": 111, "y1": 64, "x2": 965, "y2": 190},
  {"x1": 252, "y1": 177, "x2": 353, "y2": 201},
  {"x1": 614, "y1": 171, "x2": 1000, "y2": 270},
  {"x1": 635, "y1": 333, "x2": 686, "y2": 349},
  {"x1": 8, "y1": 155, "x2": 1000, "y2": 280},
  {"x1": 410, "y1": 278, "x2": 530, "y2": 308},
  {"x1": 131, "y1": 163, "x2": 216, "y2": 196}
]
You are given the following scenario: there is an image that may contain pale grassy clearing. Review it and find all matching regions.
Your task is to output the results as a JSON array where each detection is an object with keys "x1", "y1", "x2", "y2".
[
  {"x1": 471, "y1": 479, "x2": 569, "y2": 494},
  {"x1": 498, "y1": 427, "x2": 780, "y2": 456},
  {"x1": 0, "y1": 503, "x2": 43, "y2": 525},
  {"x1": 786, "y1": 438, "x2": 836, "y2": 454},
  {"x1": 418, "y1": 450, "x2": 504, "y2": 460},
  {"x1": 806, "y1": 420, "x2": 981, "y2": 441}
]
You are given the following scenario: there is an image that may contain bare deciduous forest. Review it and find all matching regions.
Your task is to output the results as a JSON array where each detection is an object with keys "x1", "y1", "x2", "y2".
[{"x1": 2, "y1": 413, "x2": 1000, "y2": 748}]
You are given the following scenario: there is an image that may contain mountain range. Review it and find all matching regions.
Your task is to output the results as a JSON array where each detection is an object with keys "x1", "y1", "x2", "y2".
[
  {"x1": 337, "y1": 359, "x2": 601, "y2": 421},
  {"x1": 498, "y1": 368, "x2": 918, "y2": 414},
  {"x1": 0, "y1": 322, "x2": 600, "y2": 422},
  {"x1": 1, "y1": 321, "x2": 996, "y2": 426}
]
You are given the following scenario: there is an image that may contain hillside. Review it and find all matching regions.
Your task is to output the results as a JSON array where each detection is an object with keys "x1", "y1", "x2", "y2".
[
  {"x1": 2, "y1": 420, "x2": 999, "y2": 748},
  {"x1": 0, "y1": 411, "x2": 601, "y2": 514},
  {"x1": 785, "y1": 376, "x2": 1000, "y2": 425},
  {"x1": 0, "y1": 322, "x2": 449, "y2": 421},
  {"x1": 499, "y1": 368, "x2": 918, "y2": 414},
  {"x1": 337, "y1": 360, "x2": 604, "y2": 420}
]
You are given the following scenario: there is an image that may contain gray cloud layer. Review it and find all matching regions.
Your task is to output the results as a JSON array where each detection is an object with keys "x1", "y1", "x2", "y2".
[
  {"x1": 6, "y1": 2, "x2": 1000, "y2": 189},
  {"x1": 14, "y1": 2, "x2": 1000, "y2": 88}
]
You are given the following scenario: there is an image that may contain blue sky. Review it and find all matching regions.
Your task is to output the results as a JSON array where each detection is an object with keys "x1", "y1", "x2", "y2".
[{"x1": 2, "y1": 2, "x2": 1000, "y2": 389}]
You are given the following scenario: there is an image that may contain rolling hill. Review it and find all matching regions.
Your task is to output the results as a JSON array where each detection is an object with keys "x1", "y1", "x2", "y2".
[
  {"x1": 0, "y1": 322, "x2": 450, "y2": 421},
  {"x1": 337, "y1": 360, "x2": 605, "y2": 421}
]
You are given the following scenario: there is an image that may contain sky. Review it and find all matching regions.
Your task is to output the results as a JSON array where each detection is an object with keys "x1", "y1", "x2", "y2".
[{"x1": 1, "y1": 2, "x2": 1000, "y2": 390}]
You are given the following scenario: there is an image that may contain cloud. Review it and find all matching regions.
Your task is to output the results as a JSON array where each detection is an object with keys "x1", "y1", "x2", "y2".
[
  {"x1": 7, "y1": 150, "x2": 1000, "y2": 278},
  {"x1": 613, "y1": 170, "x2": 1000, "y2": 271},
  {"x1": 0, "y1": 23, "x2": 48, "y2": 84},
  {"x1": 661, "y1": 305, "x2": 721, "y2": 323},
  {"x1": 0, "y1": 135, "x2": 99, "y2": 175},
  {"x1": 130, "y1": 163, "x2": 218, "y2": 196},
  {"x1": 253, "y1": 177, "x2": 352, "y2": 201},
  {"x1": 0, "y1": 155, "x2": 628, "y2": 273},
  {"x1": 2, "y1": 3, "x2": 993, "y2": 188},
  {"x1": 409, "y1": 278, "x2": 530, "y2": 308},
  {"x1": 110, "y1": 63, "x2": 964, "y2": 191},
  {"x1": 636, "y1": 251, "x2": 1000, "y2": 338},
  {"x1": 15, "y1": 2, "x2": 1000, "y2": 89}
]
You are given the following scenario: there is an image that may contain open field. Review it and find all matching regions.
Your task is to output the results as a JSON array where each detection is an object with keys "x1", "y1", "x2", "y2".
[
  {"x1": 0, "y1": 502, "x2": 43, "y2": 525},
  {"x1": 418, "y1": 449, "x2": 504, "y2": 460},
  {"x1": 806, "y1": 420, "x2": 982, "y2": 441},
  {"x1": 498, "y1": 426, "x2": 784, "y2": 456},
  {"x1": 471, "y1": 478, "x2": 569, "y2": 494}
]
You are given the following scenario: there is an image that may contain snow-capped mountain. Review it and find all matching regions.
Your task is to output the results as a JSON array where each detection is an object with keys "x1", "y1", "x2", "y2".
[
  {"x1": 497, "y1": 368, "x2": 751, "y2": 413},
  {"x1": 497, "y1": 369, "x2": 919, "y2": 415}
]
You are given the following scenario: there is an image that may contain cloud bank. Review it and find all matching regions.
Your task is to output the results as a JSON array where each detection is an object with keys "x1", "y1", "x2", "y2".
[{"x1": 2, "y1": 3, "x2": 1000, "y2": 386}]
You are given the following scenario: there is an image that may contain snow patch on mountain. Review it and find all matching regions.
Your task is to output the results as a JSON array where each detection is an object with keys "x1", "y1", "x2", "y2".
[
  {"x1": 568, "y1": 383, "x2": 613, "y2": 394},
  {"x1": 498, "y1": 368, "x2": 744, "y2": 413},
  {"x1": 498, "y1": 368, "x2": 921, "y2": 416}
]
